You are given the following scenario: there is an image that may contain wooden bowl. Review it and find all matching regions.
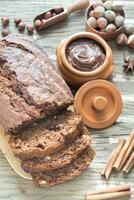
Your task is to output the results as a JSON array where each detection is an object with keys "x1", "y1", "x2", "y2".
[
  {"x1": 85, "y1": 5, "x2": 125, "y2": 41},
  {"x1": 56, "y1": 32, "x2": 113, "y2": 88}
]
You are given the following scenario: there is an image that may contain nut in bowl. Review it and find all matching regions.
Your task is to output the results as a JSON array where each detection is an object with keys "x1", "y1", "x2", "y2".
[
  {"x1": 85, "y1": 2, "x2": 125, "y2": 41},
  {"x1": 56, "y1": 32, "x2": 113, "y2": 88}
]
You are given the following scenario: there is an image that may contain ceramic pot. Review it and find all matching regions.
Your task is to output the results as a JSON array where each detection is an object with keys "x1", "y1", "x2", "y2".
[
  {"x1": 56, "y1": 32, "x2": 113, "y2": 88},
  {"x1": 85, "y1": 5, "x2": 125, "y2": 41}
]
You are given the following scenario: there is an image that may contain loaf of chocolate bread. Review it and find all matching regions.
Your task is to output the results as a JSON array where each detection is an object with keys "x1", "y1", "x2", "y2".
[
  {"x1": 9, "y1": 111, "x2": 83, "y2": 160},
  {"x1": 21, "y1": 128, "x2": 92, "y2": 173},
  {"x1": 0, "y1": 35, "x2": 73, "y2": 134},
  {"x1": 0, "y1": 35, "x2": 95, "y2": 187},
  {"x1": 32, "y1": 147, "x2": 95, "y2": 187}
]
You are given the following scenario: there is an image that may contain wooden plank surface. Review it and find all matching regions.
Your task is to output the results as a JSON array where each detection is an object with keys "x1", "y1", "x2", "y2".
[{"x1": 0, "y1": 0, "x2": 134, "y2": 200}]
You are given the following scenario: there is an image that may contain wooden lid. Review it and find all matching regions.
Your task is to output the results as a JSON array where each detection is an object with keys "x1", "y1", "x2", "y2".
[{"x1": 74, "y1": 80, "x2": 122, "y2": 129}]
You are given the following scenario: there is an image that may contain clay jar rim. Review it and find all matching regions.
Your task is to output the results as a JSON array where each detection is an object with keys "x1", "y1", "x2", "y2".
[
  {"x1": 60, "y1": 32, "x2": 112, "y2": 77},
  {"x1": 85, "y1": 5, "x2": 125, "y2": 38}
]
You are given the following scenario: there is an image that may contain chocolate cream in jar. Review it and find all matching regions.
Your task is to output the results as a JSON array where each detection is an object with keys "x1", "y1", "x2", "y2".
[{"x1": 56, "y1": 32, "x2": 113, "y2": 88}]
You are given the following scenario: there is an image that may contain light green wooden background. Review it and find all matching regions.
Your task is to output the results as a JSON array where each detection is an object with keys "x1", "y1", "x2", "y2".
[{"x1": 0, "y1": 0, "x2": 134, "y2": 200}]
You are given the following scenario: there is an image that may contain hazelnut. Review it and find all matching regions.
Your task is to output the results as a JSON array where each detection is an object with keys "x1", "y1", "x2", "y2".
[
  {"x1": 105, "y1": 10, "x2": 116, "y2": 22},
  {"x1": 127, "y1": 34, "x2": 134, "y2": 48},
  {"x1": 124, "y1": 24, "x2": 134, "y2": 35},
  {"x1": 92, "y1": 1, "x2": 103, "y2": 8},
  {"x1": 112, "y1": 2, "x2": 123, "y2": 11},
  {"x1": 97, "y1": 17, "x2": 108, "y2": 29},
  {"x1": 106, "y1": 23, "x2": 116, "y2": 33},
  {"x1": 18, "y1": 22, "x2": 25, "y2": 32},
  {"x1": 103, "y1": 1, "x2": 112, "y2": 10},
  {"x1": 116, "y1": 33, "x2": 128, "y2": 46},
  {"x1": 116, "y1": 11, "x2": 122, "y2": 16},
  {"x1": 14, "y1": 18, "x2": 22, "y2": 26},
  {"x1": 90, "y1": 10, "x2": 95, "y2": 17},
  {"x1": 34, "y1": 19, "x2": 42, "y2": 30},
  {"x1": 1, "y1": 29, "x2": 9, "y2": 37},
  {"x1": 45, "y1": 11, "x2": 52, "y2": 19},
  {"x1": 114, "y1": 15, "x2": 124, "y2": 28},
  {"x1": 26, "y1": 24, "x2": 34, "y2": 34},
  {"x1": 93, "y1": 6, "x2": 105, "y2": 18},
  {"x1": 1, "y1": 16, "x2": 9, "y2": 26},
  {"x1": 87, "y1": 17, "x2": 97, "y2": 29},
  {"x1": 53, "y1": 5, "x2": 63, "y2": 14}
]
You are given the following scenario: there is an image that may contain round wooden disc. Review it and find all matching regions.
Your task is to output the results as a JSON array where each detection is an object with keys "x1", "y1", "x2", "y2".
[{"x1": 74, "y1": 80, "x2": 122, "y2": 129}]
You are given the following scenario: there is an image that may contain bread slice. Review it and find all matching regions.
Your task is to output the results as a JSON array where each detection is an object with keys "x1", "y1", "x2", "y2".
[
  {"x1": 0, "y1": 35, "x2": 73, "y2": 134},
  {"x1": 21, "y1": 128, "x2": 92, "y2": 173},
  {"x1": 9, "y1": 111, "x2": 83, "y2": 160},
  {"x1": 32, "y1": 146, "x2": 95, "y2": 187}
]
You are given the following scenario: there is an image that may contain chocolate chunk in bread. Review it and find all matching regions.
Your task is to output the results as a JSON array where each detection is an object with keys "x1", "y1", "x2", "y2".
[
  {"x1": 21, "y1": 128, "x2": 92, "y2": 173},
  {"x1": 0, "y1": 35, "x2": 73, "y2": 134},
  {"x1": 9, "y1": 111, "x2": 84, "y2": 160},
  {"x1": 32, "y1": 147, "x2": 95, "y2": 187}
]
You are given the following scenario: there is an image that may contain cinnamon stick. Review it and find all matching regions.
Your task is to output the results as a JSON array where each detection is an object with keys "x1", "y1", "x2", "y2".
[
  {"x1": 86, "y1": 184, "x2": 130, "y2": 196},
  {"x1": 101, "y1": 142, "x2": 118, "y2": 176},
  {"x1": 123, "y1": 152, "x2": 134, "y2": 173},
  {"x1": 118, "y1": 139, "x2": 134, "y2": 171},
  {"x1": 126, "y1": 159, "x2": 134, "y2": 173},
  {"x1": 86, "y1": 191, "x2": 131, "y2": 200},
  {"x1": 104, "y1": 139, "x2": 126, "y2": 180},
  {"x1": 114, "y1": 131, "x2": 134, "y2": 171}
]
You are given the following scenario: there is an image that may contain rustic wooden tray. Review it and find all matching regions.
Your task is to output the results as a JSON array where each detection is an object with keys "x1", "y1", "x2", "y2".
[{"x1": 0, "y1": 125, "x2": 32, "y2": 180}]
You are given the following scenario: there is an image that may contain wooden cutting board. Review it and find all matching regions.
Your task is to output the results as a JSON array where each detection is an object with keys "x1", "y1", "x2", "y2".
[{"x1": 0, "y1": 125, "x2": 32, "y2": 180}]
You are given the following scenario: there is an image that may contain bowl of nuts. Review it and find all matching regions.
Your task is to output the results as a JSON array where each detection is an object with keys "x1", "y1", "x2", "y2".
[{"x1": 85, "y1": 1, "x2": 125, "y2": 41}]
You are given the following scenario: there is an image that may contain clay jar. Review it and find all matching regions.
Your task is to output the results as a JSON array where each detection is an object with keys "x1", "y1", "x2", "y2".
[
  {"x1": 56, "y1": 32, "x2": 113, "y2": 88},
  {"x1": 85, "y1": 5, "x2": 125, "y2": 41}
]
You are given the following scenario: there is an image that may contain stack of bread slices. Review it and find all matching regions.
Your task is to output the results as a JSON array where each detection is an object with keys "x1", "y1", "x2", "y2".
[{"x1": 0, "y1": 35, "x2": 95, "y2": 187}]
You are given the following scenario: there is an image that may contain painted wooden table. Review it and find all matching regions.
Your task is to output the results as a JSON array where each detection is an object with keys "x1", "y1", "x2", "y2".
[{"x1": 0, "y1": 0, "x2": 134, "y2": 200}]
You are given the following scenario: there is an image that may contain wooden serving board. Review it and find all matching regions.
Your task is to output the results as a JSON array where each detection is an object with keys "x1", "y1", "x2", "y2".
[{"x1": 0, "y1": 125, "x2": 32, "y2": 180}]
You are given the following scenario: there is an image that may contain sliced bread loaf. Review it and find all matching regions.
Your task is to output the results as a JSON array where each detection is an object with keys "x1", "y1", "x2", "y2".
[
  {"x1": 21, "y1": 128, "x2": 92, "y2": 173},
  {"x1": 32, "y1": 146, "x2": 95, "y2": 187},
  {"x1": 9, "y1": 111, "x2": 83, "y2": 160},
  {"x1": 0, "y1": 35, "x2": 73, "y2": 134}
]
